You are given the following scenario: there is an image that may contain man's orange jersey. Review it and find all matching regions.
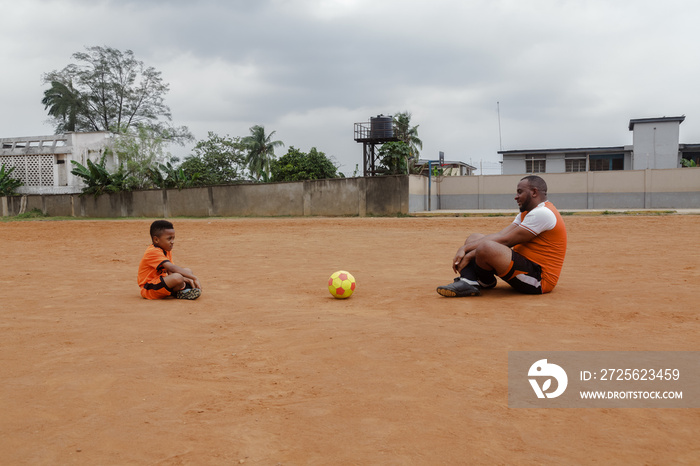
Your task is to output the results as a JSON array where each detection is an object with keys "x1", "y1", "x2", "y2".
[{"x1": 512, "y1": 201, "x2": 567, "y2": 293}]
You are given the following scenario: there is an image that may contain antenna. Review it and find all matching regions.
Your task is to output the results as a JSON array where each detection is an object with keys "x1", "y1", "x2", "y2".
[{"x1": 497, "y1": 101, "x2": 503, "y2": 151}]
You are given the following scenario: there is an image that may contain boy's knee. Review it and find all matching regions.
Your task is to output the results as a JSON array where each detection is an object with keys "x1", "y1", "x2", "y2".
[{"x1": 164, "y1": 273, "x2": 185, "y2": 289}]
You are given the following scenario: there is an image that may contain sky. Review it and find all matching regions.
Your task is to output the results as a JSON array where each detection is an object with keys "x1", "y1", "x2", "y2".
[{"x1": 3, "y1": 0, "x2": 700, "y2": 175}]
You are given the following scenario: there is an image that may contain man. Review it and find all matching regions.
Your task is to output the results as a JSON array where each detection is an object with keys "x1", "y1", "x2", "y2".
[{"x1": 437, "y1": 175, "x2": 567, "y2": 297}]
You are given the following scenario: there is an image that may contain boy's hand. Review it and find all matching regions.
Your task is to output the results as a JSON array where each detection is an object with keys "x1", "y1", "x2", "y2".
[{"x1": 184, "y1": 277, "x2": 202, "y2": 290}]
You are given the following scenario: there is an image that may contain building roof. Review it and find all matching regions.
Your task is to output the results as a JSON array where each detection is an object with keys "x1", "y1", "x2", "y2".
[
  {"x1": 498, "y1": 146, "x2": 630, "y2": 156},
  {"x1": 628, "y1": 116, "x2": 685, "y2": 131},
  {"x1": 415, "y1": 159, "x2": 477, "y2": 170}
]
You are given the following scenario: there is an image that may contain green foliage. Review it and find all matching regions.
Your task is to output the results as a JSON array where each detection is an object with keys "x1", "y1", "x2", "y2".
[
  {"x1": 41, "y1": 80, "x2": 83, "y2": 133},
  {"x1": 242, "y1": 125, "x2": 284, "y2": 181},
  {"x1": 0, "y1": 164, "x2": 23, "y2": 196},
  {"x1": 270, "y1": 146, "x2": 339, "y2": 182},
  {"x1": 681, "y1": 158, "x2": 698, "y2": 167},
  {"x1": 112, "y1": 125, "x2": 173, "y2": 190},
  {"x1": 70, "y1": 156, "x2": 127, "y2": 196},
  {"x1": 377, "y1": 141, "x2": 412, "y2": 175},
  {"x1": 393, "y1": 111, "x2": 423, "y2": 159},
  {"x1": 181, "y1": 132, "x2": 246, "y2": 185},
  {"x1": 15, "y1": 208, "x2": 48, "y2": 219},
  {"x1": 147, "y1": 161, "x2": 200, "y2": 190},
  {"x1": 42, "y1": 45, "x2": 191, "y2": 143}
]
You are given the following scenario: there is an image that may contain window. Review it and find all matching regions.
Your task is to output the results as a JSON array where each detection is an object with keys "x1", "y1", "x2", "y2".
[
  {"x1": 565, "y1": 156, "x2": 586, "y2": 172},
  {"x1": 681, "y1": 152, "x2": 700, "y2": 166},
  {"x1": 590, "y1": 154, "x2": 624, "y2": 171},
  {"x1": 525, "y1": 155, "x2": 546, "y2": 173}
]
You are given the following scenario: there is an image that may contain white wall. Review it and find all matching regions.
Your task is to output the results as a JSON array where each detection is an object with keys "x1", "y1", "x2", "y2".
[{"x1": 631, "y1": 121, "x2": 681, "y2": 170}]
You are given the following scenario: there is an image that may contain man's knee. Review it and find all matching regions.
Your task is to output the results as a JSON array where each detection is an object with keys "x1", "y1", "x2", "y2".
[
  {"x1": 475, "y1": 240, "x2": 513, "y2": 272},
  {"x1": 475, "y1": 240, "x2": 501, "y2": 256}
]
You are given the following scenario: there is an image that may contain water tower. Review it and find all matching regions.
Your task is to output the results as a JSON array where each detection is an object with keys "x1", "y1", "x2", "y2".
[{"x1": 354, "y1": 115, "x2": 400, "y2": 176}]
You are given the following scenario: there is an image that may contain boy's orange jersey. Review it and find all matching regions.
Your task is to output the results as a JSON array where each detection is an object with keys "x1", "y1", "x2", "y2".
[{"x1": 137, "y1": 244, "x2": 173, "y2": 287}]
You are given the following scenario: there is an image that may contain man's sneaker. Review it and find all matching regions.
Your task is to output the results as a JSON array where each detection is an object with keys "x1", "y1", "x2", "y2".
[
  {"x1": 436, "y1": 277, "x2": 481, "y2": 297},
  {"x1": 176, "y1": 288, "x2": 201, "y2": 300}
]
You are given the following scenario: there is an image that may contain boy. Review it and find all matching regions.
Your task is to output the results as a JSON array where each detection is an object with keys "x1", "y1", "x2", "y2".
[{"x1": 137, "y1": 220, "x2": 202, "y2": 300}]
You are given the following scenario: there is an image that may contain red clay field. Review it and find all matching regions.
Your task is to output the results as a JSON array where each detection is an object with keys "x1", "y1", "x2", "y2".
[{"x1": 1, "y1": 215, "x2": 699, "y2": 464}]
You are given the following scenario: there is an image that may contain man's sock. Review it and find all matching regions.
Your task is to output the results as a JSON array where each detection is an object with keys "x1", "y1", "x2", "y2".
[
  {"x1": 459, "y1": 262, "x2": 481, "y2": 286},
  {"x1": 475, "y1": 264, "x2": 497, "y2": 288}
]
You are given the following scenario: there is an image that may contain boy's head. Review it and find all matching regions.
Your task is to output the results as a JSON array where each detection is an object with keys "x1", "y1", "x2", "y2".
[{"x1": 150, "y1": 220, "x2": 175, "y2": 251}]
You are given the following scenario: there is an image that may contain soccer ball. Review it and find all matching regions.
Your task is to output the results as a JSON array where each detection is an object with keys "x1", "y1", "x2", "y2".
[{"x1": 328, "y1": 270, "x2": 356, "y2": 299}]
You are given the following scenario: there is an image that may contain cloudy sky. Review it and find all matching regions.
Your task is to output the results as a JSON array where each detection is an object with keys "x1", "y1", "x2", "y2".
[{"x1": 3, "y1": 0, "x2": 700, "y2": 174}]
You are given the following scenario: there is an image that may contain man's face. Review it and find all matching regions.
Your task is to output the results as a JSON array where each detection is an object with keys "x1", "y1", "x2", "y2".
[
  {"x1": 515, "y1": 180, "x2": 535, "y2": 212},
  {"x1": 153, "y1": 228, "x2": 176, "y2": 252}
]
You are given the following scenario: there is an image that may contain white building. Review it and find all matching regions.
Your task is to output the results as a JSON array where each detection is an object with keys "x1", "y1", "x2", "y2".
[
  {"x1": 0, "y1": 131, "x2": 115, "y2": 195},
  {"x1": 499, "y1": 116, "x2": 700, "y2": 175}
]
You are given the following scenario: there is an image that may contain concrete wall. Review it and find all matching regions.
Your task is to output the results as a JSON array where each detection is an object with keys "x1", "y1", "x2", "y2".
[
  {"x1": 3, "y1": 169, "x2": 697, "y2": 217},
  {"x1": 1, "y1": 176, "x2": 409, "y2": 218},
  {"x1": 409, "y1": 168, "x2": 700, "y2": 211}
]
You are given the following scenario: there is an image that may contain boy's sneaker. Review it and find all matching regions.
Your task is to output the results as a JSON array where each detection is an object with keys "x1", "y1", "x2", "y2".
[
  {"x1": 436, "y1": 277, "x2": 480, "y2": 297},
  {"x1": 176, "y1": 288, "x2": 201, "y2": 300}
]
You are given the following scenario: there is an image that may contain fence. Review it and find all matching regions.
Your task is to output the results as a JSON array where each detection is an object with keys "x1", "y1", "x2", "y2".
[
  {"x1": 409, "y1": 168, "x2": 700, "y2": 211},
  {"x1": 1, "y1": 176, "x2": 409, "y2": 218},
  {"x1": 2, "y1": 168, "x2": 699, "y2": 218}
]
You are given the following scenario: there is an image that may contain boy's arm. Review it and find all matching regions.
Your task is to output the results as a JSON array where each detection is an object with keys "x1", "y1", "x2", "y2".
[{"x1": 162, "y1": 261, "x2": 202, "y2": 289}]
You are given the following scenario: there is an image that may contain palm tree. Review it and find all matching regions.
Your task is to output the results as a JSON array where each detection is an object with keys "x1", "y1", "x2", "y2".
[
  {"x1": 393, "y1": 112, "x2": 423, "y2": 159},
  {"x1": 242, "y1": 125, "x2": 284, "y2": 181},
  {"x1": 41, "y1": 80, "x2": 84, "y2": 132}
]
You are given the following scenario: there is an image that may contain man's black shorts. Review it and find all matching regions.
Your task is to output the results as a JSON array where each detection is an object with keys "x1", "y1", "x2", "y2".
[{"x1": 501, "y1": 250, "x2": 543, "y2": 295}]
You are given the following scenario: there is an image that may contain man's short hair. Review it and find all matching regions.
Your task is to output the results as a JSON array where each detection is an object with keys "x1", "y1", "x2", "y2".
[
  {"x1": 150, "y1": 220, "x2": 174, "y2": 239},
  {"x1": 520, "y1": 175, "x2": 548, "y2": 195}
]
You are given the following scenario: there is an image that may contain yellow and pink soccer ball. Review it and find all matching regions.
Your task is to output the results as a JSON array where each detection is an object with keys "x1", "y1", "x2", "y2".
[{"x1": 328, "y1": 270, "x2": 356, "y2": 299}]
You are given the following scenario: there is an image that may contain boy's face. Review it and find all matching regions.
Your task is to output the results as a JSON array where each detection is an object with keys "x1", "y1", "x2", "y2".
[{"x1": 153, "y1": 228, "x2": 176, "y2": 252}]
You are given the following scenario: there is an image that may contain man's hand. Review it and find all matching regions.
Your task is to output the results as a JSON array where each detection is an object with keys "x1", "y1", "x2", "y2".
[{"x1": 452, "y1": 247, "x2": 475, "y2": 274}]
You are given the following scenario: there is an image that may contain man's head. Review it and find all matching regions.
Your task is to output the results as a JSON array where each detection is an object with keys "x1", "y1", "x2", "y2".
[
  {"x1": 515, "y1": 175, "x2": 548, "y2": 212},
  {"x1": 150, "y1": 220, "x2": 175, "y2": 251}
]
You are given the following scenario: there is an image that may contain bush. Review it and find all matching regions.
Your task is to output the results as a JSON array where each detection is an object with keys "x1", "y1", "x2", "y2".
[{"x1": 0, "y1": 164, "x2": 23, "y2": 196}]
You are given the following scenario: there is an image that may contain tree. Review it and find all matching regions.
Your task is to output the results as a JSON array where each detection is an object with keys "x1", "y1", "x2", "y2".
[
  {"x1": 242, "y1": 125, "x2": 284, "y2": 181},
  {"x1": 377, "y1": 141, "x2": 412, "y2": 175},
  {"x1": 111, "y1": 125, "x2": 172, "y2": 190},
  {"x1": 70, "y1": 156, "x2": 127, "y2": 196},
  {"x1": 0, "y1": 164, "x2": 23, "y2": 196},
  {"x1": 147, "y1": 161, "x2": 200, "y2": 190},
  {"x1": 180, "y1": 132, "x2": 246, "y2": 185},
  {"x1": 392, "y1": 111, "x2": 423, "y2": 159},
  {"x1": 41, "y1": 80, "x2": 83, "y2": 132},
  {"x1": 270, "y1": 146, "x2": 340, "y2": 182},
  {"x1": 42, "y1": 45, "x2": 191, "y2": 143}
]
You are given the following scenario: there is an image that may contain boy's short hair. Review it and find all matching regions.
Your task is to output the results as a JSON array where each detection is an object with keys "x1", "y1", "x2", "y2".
[{"x1": 150, "y1": 220, "x2": 174, "y2": 239}]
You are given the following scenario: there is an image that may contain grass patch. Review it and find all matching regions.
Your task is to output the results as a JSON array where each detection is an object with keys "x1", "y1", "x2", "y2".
[{"x1": 14, "y1": 208, "x2": 48, "y2": 219}]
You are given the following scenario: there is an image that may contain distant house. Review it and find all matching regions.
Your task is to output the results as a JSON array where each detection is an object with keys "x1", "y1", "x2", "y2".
[
  {"x1": 0, "y1": 132, "x2": 115, "y2": 195},
  {"x1": 414, "y1": 159, "x2": 476, "y2": 176},
  {"x1": 499, "y1": 116, "x2": 700, "y2": 175}
]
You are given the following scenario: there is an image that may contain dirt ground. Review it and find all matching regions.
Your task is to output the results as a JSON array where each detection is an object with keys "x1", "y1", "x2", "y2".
[{"x1": 0, "y1": 214, "x2": 699, "y2": 465}]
